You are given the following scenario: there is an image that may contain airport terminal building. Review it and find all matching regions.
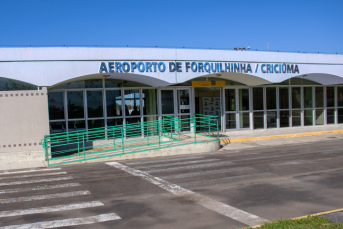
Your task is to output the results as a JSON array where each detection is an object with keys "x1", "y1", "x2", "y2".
[{"x1": 1, "y1": 47, "x2": 343, "y2": 162}]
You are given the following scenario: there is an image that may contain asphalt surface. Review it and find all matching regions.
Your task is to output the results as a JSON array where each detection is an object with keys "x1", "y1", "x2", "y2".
[{"x1": 1, "y1": 137, "x2": 343, "y2": 228}]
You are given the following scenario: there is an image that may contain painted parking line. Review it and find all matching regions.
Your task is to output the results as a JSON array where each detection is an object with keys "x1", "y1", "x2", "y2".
[
  {"x1": 0, "y1": 168, "x2": 61, "y2": 176},
  {"x1": 0, "y1": 176, "x2": 73, "y2": 187},
  {"x1": 0, "y1": 201, "x2": 104, "y2": 217},
  {"x1": 107, "y1": 161, "x2": 268, "y2": 227},
  {"x1": 125, "y1": 156, "x2": 204, "y2": 165},
  {"x1": 134, "y1": 159, "x2": 220, "y2": 169},
  {"x1": 0, "y1": 171, "x2": 67, "y2": 180},
  {"x1": 0, "y1": 191, "x2": 91, "y2": 204},
  {"x1": 0, "y1": 183, "x2": 81, "y2": 194},
  {"x1": 0, "y1": 213, "x2": 121, "y2": 229}
]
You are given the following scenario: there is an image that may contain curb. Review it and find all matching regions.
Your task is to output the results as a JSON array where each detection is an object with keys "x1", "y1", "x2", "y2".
[{"x1": 220, "y1": 129, "x2": 343, "y2": 144}]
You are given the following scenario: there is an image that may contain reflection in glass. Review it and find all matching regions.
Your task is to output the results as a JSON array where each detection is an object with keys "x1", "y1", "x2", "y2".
[
  {"x1": 266, "y1": 87, "x2": 276, "y2": 110},
  {"x1": 180, "y1": 115, "x2": 190, "y2": 132},
  {"x1": 50, "y1": 121, "x2": 66, "y2": 134},
  {"x1": 178, "y1": 90, "x2": 190, "y2": 113},
  {"x1": 53, "y1": 81, "x2": 85, "y2": 89},
  {"x1": 267, "y1": 111, "x2": 277, "y2": 128},
  {"x1": 279, "y1": 88, "x2": 289, "y2": 109},
  {"x1": 304, "y1": 87, "x2": 313, "y2": 108},
  {"x1": 144, "y1": 116, "x2": 158, "y2": 136},
  {"x1": 239, "y1": 89, "x2": 249, "y2": 111},
  {"x1": 124, "y1": 89, "x2": 140, "y2": 116},
  {"x1": 68, "y1": 120, "x2": 85, "y2": 131},
  {"x1": 106, "y1": 90, "x2": 122, "y2": 117},
  {"x1": 253, "y1": 112, "x2": 264, "y2": 129},
  {"x1": 143, "y1": 89, "x2": 157, "y2": 115},
  {"x1": 239, "y1": 113, "x2": 250, "y2": 128},
  {"x1": 48, "y1": 92, "x2": 64, "y2": 120},
  {"x1": 338, "y1": 87, "x2": 343, "y2": 106},
  {"x1": 280, "y1": 111, "x2": 289, "y2": 127},
  {"x1": 326, "y1": 87, "x2": 335, "y2": 107},
  {"x1": 226, "y1": 113, "x2": 236, "y2": 129},
  {"x1": 253, "y1": 88, "x2": 263, "y2": 110},
  {"x1": 105, "y1": 79, "x2": 123, "y2": 88},
  {"x1": 67, "y1": 91, "x2": 84, "y2": 119},
  {"x1": 107, "y1": 118, "x2": 123, "y2": 127},
  {"x1": 0, "y1": 77, "x2": 37, "y2": 91},
  {"x1": 85, "y1": 79, "x2": 102, "y2": 88},
  {"x1": 162, "y1": 90, "x2": 174, "y2": 114},
  {"x1": 292, "y1": 110, "x2": 301, "y2": 126},
  {"x1": 126, "y1": 117, "x2": 141, "y2": 138},
  {"x1": 338, "y1": 109, "x2": 343, "y2": 123},
  {"x1": 315, "y1": 87, "x2": 324, "y2": 108},
  {"x1": 225, "y1": 89, "x2": 236, "y2": 111},
  {"x1": 88, "y1": 119, "x2": 104, "y2": 129},
  {"x1": 304, "y1": 110, "x2": 313, "y2": 126},
  {"x1": 87, "y1": 91, "x2": 103, "y2": 118},
  {"x1": 107, "y1": 119, "x2": 123, "y2": 138},
  {"x1": 316, "y1": 109, "x2": 324, "y2": 125},
  {"x1": 292, "y1": 87, "x2": 301, "y2": 109},
  {"x1": 327, "y1": 109, "x2": 335, "y2": 124}
]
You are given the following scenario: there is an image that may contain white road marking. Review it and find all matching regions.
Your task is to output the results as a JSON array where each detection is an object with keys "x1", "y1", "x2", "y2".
[
  {"x1": 146, "y1": 161, "x2": 233, "y2": 174},
  {"x1": 0, "y1": 213, "x2": 121, "y2": 228},
  {"x1": 107, "y1": 161, "x2": 268, "y2": 226},
  {"x1": 179, "y1": 172, "x2": 275, "y2": 187},
  {"x1": 0, "y1": 176, "x2": 73, "y2": 187},
  {"x1": 125, "y1": 156, "x2": 204, "y2": 165},
  {"x1": 0, "y1": 168, "x2": 61, "y2": 176},
  {"x1": 0, "y1": 201, "x2": 104, "y2": 217},
  {"x1": 134, "y1": 159, "x2": 220, "y2": 169},
  {"x1": 274, "y1": 160, "x2": 316, "y2": 166},
  {"x1": 0, "y1": 172, "x2": 67, "y2": 180},
  {"x1": 0, "y1": 191, "x2": 91, "y2": 204},
  {"x1": 0, "y1": 183, "x2": 81, "y2": 194},
  {"x1": 160, "y1": 167, "x2": 254, "y2": 179}
]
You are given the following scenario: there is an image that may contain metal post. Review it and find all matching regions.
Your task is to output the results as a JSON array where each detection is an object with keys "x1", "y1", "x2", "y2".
[
  {"x1": 147, "y1": 123, "x2": 149, "y2": 145},
  {"x1": 83, "y1": 134, "x2": 85, "y2": 160},
  {"x1": 194, "y1": 117, "x2": 197, "y2": 142},
  {"x1": 209, "y1": 117, "x2": 211, "y2": 137},
  {"x1": 158, "y1": 120, "x2": 161, "y2": 148},
  {"x1": 77, "y1": 134, "x2": 80, "y2": 156},
  {"x1": 113, "y1": 127, "x2": 116, "y2": 151},
  {"x1": 217, "y1": 118, "x2": 219, "y2": 140},
  {"x1": 178, "y1": 118, "x2": 181, "y2": 141},
  {"x1": 121, "y1": 128, "x2": 124, "y2": 154}
]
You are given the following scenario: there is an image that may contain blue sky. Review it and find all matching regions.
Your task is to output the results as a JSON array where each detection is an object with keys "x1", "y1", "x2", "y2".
[{"x1": 0, "y1": 0, "x2": 342, "y2": 54}]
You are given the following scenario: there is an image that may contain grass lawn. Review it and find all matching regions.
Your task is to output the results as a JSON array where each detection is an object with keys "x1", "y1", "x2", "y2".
[{"x1": 245, "y1": 215, "x2": 343, "y2": 229}]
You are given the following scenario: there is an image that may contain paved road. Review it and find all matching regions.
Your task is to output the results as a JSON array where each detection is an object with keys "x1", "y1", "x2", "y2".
[{"x1": 1, "y1": 138, "x2": 343, "y2": 228}]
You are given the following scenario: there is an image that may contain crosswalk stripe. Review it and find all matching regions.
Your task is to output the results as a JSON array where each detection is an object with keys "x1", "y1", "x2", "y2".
[
  {"x1": 0, "y1": 213, "x2": 121, "y2": 228},
  {"x1": 0, "y1": 172, "x2": 67, "y2": 180},
  {"x1": 0, "y1": 201, "x2": 104, "y2": 217},
  {"x1": 0, "y1": 168, "x2": 61, "y2": 176},
  {"x1": 125, "y1": 156, "x2": 204, "y2": 165},
  {"x1": 0, "y1": 183, "x2": 81, "y2": 194},
  {"x1": 146, "y1": 161, "x2": 233, "y2": 174},
  {"x1": 179, "y1": 172, "x2": 275, "y2": 187},
  {"x1": 160, "y1": 167, "x2": 254, "y2": 180},
  {"x1": 134, "y1": 159, "x2": 220, "y2": 169},
  {"x1": 0, "y1": 176, "x2": 73, "y2": 187},
  {"x1": 0, "y1": 191, "x2": 91, "y2": 204},
  {"x1": 107, "y1": 161, "x2": 268, "y2": 227}
]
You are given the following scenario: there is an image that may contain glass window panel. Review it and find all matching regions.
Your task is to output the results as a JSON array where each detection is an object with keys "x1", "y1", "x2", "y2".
[
  {"x1": 338, "y1": 108, "x2": 343, "y2": 123},
  {"x1": 85, "y1": 79, "x2": 102, "y2": 88},
  {"x1": 280, "y1": 111, "x2": 290, "y2": 127},
  {"x1": 124, "y1": 89, "x2": 140, "y2": 116},
  {"x1": 178, "y1": 90, "x2": 190, "y2": 114},
  {"x1": 48, "y1": 92, "x2": 64, "y2": 120},
  {"x1": 123, "y1": 81, "x2": 149, "y2": 87},
  {"x1": 87, "y1": 90, "x2": 103, "y2": 118},
  {"x1": 253, "y1": 112, "x2": 264, "y2": 129},
  {"x1": 87, "y1": 119, "x2": 105, "y2": 140},
  {"x1": 327, "y1": 109, "x2": 335, "y2": 124},
  {"x1": 239, "y1": 113, "x2": 250, "y2": 128},
  {"x1": 143, "y1": 89, "x2": 158, "y2": 115},
  {"x1": 67, "y1": 91, "x2": 84, "y2": 119},
  {"x1": 338, "y1": 87, "x2": 343, "y2": 107},
  {"x1": 88, "y1": 119, "x2": 104, "y2": 129},
  {"x1": 180, "y1": 115, "x2": 191, "y2": 132},
  {"x1": 266, "y1": 87, "x2": 276, "y2": 110},
  {"x1": 68, "y1": 120, "x2": 85, "y2": 132},
  {"x1": 105, "y1": 79, "x2": 123, "y2": 88},
  {"x1": 50, "y1": 121, "x2": 66, "y2": 134},
  {"x1": 225, "y1": 89, "x2": 236, "y2": 112},
  {"x1": 292, "y1": 110, "x2": 301, "y2": 126},
  {"x1": 106, "y1": 90, "x2": 122, "y2": 117},
  {"x1": 304, "y1": 87, "x2": 313, "y2": 108},
  {"x1": 291, "y1": 78, "x2": 320, "y2": 85},
  {"x1": 53, "y1": 81, "x2": 85, "y2": 89},
  {"x1": 226, "y1": 113, "x2": 236, "y2": 129},
  {"x1": 267, "y1": 111, "x2": 277, "y2": 128},
  {"x1": 126, "y1": 117, "x2": 141, "y2": 138},
  {"x1": 253, "y1": 87, "x2": 263, "y2": 110},
  {"x1": 315, "y1": 109, "x2": 324, "y2": 125},
  {"x1": 326, "y1": 87, "x2": 335, "y2": 107},
  {"x1": 107, "y1": 119, "x2": 123, "y2": 138},
  {"x1": 107, "y1": 118, "x2": 123, "y2": 127},
  {"x1": 162, "y1": 90, "x2": 174, "y2": 114},
  {"x1": 304, "y1": 109, "x2": 313, "y2": 126},
  {"x1": 0, "y1": 77, "x2": 37, "y2": 91},
  {"x1": 292, "y1": 87, "x2": 301, "y2": 109},
  {"x1": 144, "y1": 116, "x2": 159, "y2": 136},
  {"x1": 315, "y1": 87, "x2": 324, "y2": 108},
  {"x1": 279, "y1": 87, "x2": 289, "y2": 109},
  {"x1": 239, "y1": 89, "x2": 249, "y2": 111}
]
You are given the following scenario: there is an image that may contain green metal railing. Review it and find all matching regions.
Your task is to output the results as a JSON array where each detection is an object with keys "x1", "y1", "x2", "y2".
[{"x1": 41, "y1": 114, "x2": 219, "y2": 166}]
